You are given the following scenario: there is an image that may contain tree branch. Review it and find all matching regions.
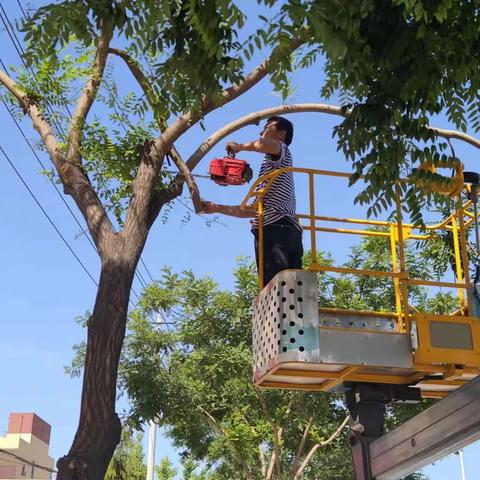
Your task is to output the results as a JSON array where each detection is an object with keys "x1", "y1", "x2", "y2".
[
  {"x1": 198, "y1": 406, "x2": 254, "y2": 480},
  {"x1": 155, "y1": 28, "x2": 312, "y2": 157},
  {"x1": 107, "y1": 48, "x2": 202, "y2": 213},
  {"x1": 107, "y1": 48, "x2": 159, "y2": 121},
  {"x1": 0, "y1": 68, "x2": 114, "y2": 250},
  {"x1": 292, "y1": 415, "x2": 350, "y2": 480},
  {"x1": 0, "y1": 69, "x2": 62, "y2": 161},
  {"x1": 255, "y1": 388, "x2": 295, "y2": 480},
  {"x1": 290, "y1": 416, "x2": 315, "y2": 479},
  {"x1": 259, "y1": 444, "x2": 267, "y2": 478},
  {"x1": 186, "y1": 103, "x2": 345, "y2": 173},
  {"x1": 204, "y1": 28, "x2": 311, "y2": 113},
  {"x1": 255, "y1": 388, "x2": 280, "y2": 480},
  {"x1": 185, "y1": 103, "x2": 480, "y2": 177},
  {"x1": 429, "y1": 126, "x2": 480, "y2": 150},
  {"x1": 66, "y1": 19, "x2": 114, "y2": 165}
]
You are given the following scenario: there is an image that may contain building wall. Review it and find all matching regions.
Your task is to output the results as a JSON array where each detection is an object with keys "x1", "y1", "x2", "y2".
[{"x1": 0, "y1": 414, "x2": 54, "y2": 480}]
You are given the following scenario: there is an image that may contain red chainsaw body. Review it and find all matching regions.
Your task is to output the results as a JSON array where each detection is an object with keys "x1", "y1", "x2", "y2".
[{"x1": 209, "y1": 157, "x2": 253, "y2": 186}]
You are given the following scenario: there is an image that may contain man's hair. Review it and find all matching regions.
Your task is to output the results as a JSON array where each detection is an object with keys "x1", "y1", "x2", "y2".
[{"x1": 267, "y1": 116, "x2": 294, "y2": 145}]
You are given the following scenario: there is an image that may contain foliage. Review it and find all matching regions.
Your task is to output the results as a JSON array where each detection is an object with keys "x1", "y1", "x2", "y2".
[
  {"x1": 104, "y1": 428, "x2": 147, "y2": 480},
  {"x1": 1, "y1": 1, "x2": 304, "y2": 225},
  {"x1": 6, "y1": 1, "x2": 479, "y2": 477},
  {"x1": 156, "y1": 456, "x2": 211, "y2": 480},
  {"x1": 299, "y1": 0, "x2": 480, "y2": 222},
  {"x1": 121, "y1": 260, "x2": 353, "y2": 480}
]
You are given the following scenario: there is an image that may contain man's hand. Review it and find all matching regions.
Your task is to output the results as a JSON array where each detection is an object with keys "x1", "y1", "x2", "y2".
[
  {"x1": 200, "y1": 200, "x2": 217, "y2": 214},
  {"x1": 200, "y1": 200, "x2": 255, "y2": 218},
  {"x1": 226, "y1": 141, "x2": 243, "y2": 155},
  {"x1": 227, "y1": 138, "x2": 281, "y2": 156}
]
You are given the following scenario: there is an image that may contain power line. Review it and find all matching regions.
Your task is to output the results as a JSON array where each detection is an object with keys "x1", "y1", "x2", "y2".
[
  {"x1": 140, "y1": 257, "x2": 155, "y2": 283},
  {"x1": 0, "y1": 144, "x2": 99, "y2": 286},
  {"x1": 0, "y1": 54, "x2": 140, "y2": 304},
  {"x1": 0, "y1": 97, "x2": 97, "y2": 252},
  {"x1": 0, "y1": 448, "x2": 56, "y2": 474},
  {"x1": 0, "y1": 4, "x2": 26, "y2": 69},
  {"x1": 0, "y1": 98, "x2": 141, "y2": 307},
  {"x1": 15, "y1": 0, "x2": 26, "y2": 18},
  {"x1": 0, "y1": 4, "x2": 152, "y2": 299}
]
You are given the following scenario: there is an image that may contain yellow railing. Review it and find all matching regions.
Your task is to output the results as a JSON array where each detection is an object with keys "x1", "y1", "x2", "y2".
[{"x1": 241, "y1": 167, "x2": 476, "y2": 335}]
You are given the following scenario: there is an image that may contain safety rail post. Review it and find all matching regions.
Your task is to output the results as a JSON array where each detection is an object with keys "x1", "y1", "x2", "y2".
[
  {"x1": 457, "y1": 200, "x2": 472, "y2": 314},
  {"x1": 258, "y1": 199, "x2": 265, "y2": 289},
  {"x1": 395, "y1": 191, "x2": 410, "y2": 334},
  {"x1": 389, "y1": 225, "x2": 403, "y2": 330},
  {"x1": 451, "y1": 216, "x2": 466, "y2": 311},
  {"x1": 308, "y1": 172, "x2": 318, "y2": 268}
]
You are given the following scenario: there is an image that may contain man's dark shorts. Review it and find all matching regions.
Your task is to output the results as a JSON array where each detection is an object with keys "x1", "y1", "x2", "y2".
[{"x1": 252, "y1": 217, "x2": 303, "y2": 287}]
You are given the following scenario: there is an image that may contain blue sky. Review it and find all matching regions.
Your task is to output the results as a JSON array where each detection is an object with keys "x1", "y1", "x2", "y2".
[{"x1": 1, "y1": 1, "x2": 479, "y2": 478}]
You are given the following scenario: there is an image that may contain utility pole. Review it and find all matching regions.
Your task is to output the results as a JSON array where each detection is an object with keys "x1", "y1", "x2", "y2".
[
  {"x1": 146, "y1": 312, "x2": 164, "y2": 480},
  {"x1": 455, "y1": 450, "x2": 466, "y2": 480},
  {"x1": 146, "y1": 420, "x2": 157, "y2": 480}
]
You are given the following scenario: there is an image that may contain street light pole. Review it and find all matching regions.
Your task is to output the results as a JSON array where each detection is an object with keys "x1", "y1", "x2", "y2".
[
  {"x1": 146, "y1": 312, "x2": 164, "y2": 480},
  {"x1": 455, "y1": 450, "x2": 466, "y2": 480},
  {"x1": 146, "y1": 420, "x2": 157, "y2": 480}
]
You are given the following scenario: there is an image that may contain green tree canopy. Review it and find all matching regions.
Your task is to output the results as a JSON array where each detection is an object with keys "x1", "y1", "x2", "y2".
[{"x1": 104, "y1": 429, "x2": 147, "y2": 480}]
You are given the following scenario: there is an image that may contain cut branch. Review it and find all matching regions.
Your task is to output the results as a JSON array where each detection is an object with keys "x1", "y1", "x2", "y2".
[
  {"x1": 292, "y1": 415, "x2": 350, "y2": 480},
  {"x1": 66, "y1": 19, "x2": 114, "y2": 165}
]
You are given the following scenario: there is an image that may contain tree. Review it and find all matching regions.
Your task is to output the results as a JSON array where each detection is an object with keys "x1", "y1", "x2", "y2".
[{"x1": 2, "y1": 2, "x2": 480, "y2": 478}]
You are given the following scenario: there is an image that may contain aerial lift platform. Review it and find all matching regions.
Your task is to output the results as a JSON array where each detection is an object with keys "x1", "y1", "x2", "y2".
[{"x1": 242, "y1": 167, "x2": 480, "y2": 479}]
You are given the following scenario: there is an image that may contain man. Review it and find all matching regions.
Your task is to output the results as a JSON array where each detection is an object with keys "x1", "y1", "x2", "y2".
[{"x1": 202, "y1": 116, "x2": 303, "y2": 288}]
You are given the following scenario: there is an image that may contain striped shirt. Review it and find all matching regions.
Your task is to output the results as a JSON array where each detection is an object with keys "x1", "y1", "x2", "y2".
[{"x1": 251, "y1": 142, "x2": 301, "y2": 231}]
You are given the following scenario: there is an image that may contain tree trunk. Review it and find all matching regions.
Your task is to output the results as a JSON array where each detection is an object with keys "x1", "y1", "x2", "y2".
[{"x1": 56, "y1": 250, "x2": 138, "y2": 480}]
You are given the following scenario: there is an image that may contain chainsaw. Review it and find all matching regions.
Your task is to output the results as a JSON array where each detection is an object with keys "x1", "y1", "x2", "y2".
[
  {"x1": 164, "y1": 153, "x2": 253, "y2": 187},
  {"x1": 208, "y1": 153, "x2": 253, "y2": 186}
]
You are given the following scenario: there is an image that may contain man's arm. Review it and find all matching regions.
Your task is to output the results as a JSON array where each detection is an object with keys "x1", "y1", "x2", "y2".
[
  {"x1": 201, "y1": 201, "x2": 255, "y2": 218},
  {"x1": 227, "y1": 138, "x2": 282, "y2": 156}
]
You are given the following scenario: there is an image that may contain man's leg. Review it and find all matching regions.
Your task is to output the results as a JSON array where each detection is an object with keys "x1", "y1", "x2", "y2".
[
  {"x1": 287, "y1": 227, "x2": 304, "y2": 269},
  {"x1": 254, "y1": 226, "x2": 290, "y2": 287}
]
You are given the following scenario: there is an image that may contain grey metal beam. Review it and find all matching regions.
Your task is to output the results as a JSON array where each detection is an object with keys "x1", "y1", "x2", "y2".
[{"x1": 370, "y1": 375, "x2": 480, "y2": 480}]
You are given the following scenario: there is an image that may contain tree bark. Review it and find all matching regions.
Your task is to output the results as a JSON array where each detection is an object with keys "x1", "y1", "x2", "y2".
[{"x1": 56, "y1": 243, "x2": 140, "y2": 480}]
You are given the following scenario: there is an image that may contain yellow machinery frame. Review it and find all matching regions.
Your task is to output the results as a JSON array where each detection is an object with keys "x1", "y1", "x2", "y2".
[{"x1": 242, "y1": 167, "x2": 480, "y2": 398}]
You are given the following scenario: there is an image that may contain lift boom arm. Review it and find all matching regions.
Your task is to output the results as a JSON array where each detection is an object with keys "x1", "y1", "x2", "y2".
[{"x1": 362, "y1": 375, "x2": 480, "y2": 479}]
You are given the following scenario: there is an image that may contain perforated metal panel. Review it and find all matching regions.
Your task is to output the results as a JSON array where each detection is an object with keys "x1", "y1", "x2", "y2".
[
  {"x1": 252, "y1": 270, "x2": 319, "y2": 381},
  {"x1": 252, "y1": 273, "x2": 480, "y2": 396}
]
